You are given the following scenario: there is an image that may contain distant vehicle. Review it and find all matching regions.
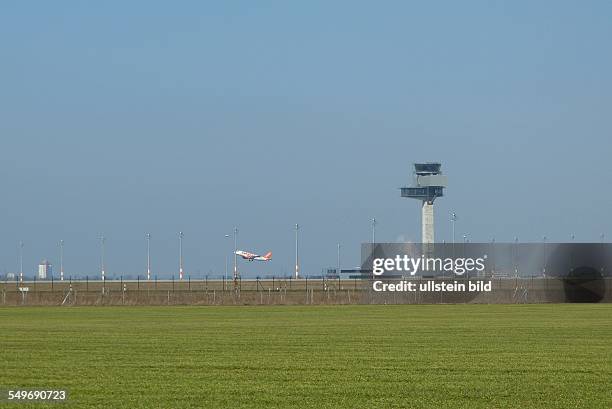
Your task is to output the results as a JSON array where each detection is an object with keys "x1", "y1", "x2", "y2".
[{"x1": 235, "y1": 250, "x2": 272, "y2": 262}]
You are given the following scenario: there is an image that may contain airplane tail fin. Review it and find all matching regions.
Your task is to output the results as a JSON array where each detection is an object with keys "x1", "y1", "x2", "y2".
[{"x1": 263, "y1": 251, "x2": 272, "y2": 260}]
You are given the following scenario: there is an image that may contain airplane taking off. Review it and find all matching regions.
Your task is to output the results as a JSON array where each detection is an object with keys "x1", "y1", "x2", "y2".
[{"x1": 235, "y1": 250, "x2": 272, "y2": 262}]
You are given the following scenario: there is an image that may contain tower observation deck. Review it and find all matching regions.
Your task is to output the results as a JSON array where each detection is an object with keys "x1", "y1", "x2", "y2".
[{"x1": 400, "y1": 163, "x2": 447, "y2": 244}]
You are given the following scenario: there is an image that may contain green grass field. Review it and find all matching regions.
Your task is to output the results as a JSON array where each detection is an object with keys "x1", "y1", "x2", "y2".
[{"x1": 1, "y1": 305, "x2": 610, "y2": 408}]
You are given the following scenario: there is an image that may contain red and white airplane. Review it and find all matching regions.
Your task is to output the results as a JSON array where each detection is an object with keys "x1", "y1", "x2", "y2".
[{"x1": 235, "y1": 250, "x2": 272, "y2": 262}]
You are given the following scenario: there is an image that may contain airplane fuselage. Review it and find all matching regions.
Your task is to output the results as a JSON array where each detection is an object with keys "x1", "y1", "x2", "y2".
[{"x1": 235, "y1": 250, "x2": 272, "y2": 261}]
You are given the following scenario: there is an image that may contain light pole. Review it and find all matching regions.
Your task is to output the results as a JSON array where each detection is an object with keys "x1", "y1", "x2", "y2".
[
  {"x1": 490, "y1": 237, "x2": 496, "y2": 275},
  {"x1": 451, "y1": 212, "x2": 457, "y2": 244},
  {"x1": 233, "y1": 227, "x2": 238, "y2": 283},
  {"x1": 514, "y1": 236, "x2": 519, "y2": 275},
  {"x1": 19, "y1": 241, "x2": 24, "y2": 283},
  {"x1": 224, "y1": 234, "x2": 231, "y2": 282},
  {"x1": 99, "y1": 235, "x2": 106, "y2": 281},
  {"x1": 295, "y1": 224, "x2": 300, "y2": 279},
  {"x1": 59, "y1": 240, "x2": 64, "y2": 281},
  {"x1": 542, "y1": 235, "x2": 547, "y2": 275},
  {"x1": 337, "y1": 243, "x2": 341, "y2": 276},
  {"x1": 146, "y1": 233, "x2": 151, "y2": 280},
  {"x1": 601, "y1": 233, "x2": 605, "y2": 243},
  {"x1": 371, "y1": 217, "x2": 377, "y2": 244},
  {"x1": 179, "y1": 232, "x2": 184, "y2": 280}
]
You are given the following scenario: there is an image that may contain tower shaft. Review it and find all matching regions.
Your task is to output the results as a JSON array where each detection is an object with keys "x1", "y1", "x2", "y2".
[{"x1": 422, "y1": 201, "x2": 434, "y2": 244}]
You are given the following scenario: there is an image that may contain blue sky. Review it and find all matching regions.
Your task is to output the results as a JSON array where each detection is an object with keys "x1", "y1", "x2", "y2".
[{"x1": 1, "y1": 1, "x2": 611, "y2": 277}]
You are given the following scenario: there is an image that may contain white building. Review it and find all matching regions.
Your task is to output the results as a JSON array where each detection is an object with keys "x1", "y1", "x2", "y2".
[{"x1": 38, "y1": 260, "x2": 52, "y2": 280}]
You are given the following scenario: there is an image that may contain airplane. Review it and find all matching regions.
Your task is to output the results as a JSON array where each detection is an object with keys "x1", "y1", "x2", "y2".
[{"x1": 235, "y1": 250, "x2": 272, "y2": 262}]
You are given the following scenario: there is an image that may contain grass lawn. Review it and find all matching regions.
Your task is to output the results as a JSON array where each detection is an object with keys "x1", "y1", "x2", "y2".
[{"x1": 1, "y1": 305, "x2": 610, "y2": 408}]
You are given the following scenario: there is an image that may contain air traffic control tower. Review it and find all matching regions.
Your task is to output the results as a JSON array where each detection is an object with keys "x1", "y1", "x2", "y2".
[{"x1": 400, "y1": 163, "x2": 447, "y2": 244}]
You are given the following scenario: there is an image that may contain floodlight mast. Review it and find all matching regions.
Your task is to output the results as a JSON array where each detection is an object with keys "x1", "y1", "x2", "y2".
[
  {"x1": 59, "y1": 240, "x2": 64, "y2": 281},
  {"x1": 99, "y1": 235, "x2": 106, "y2": 282},
  {"x1": 371, "y1": 217, "x2": 377, "y2": 244},
  {"x1": 19, "y1": 241, "x2": 24, "y2": 283},
  {"x1": 295, "y1": 224, "x2": 300, "y2": 279},
  {"x1": 400, "y1": 163, "x2": 447, "y2": 245},
  {"x1": 179, "y1": 232, "x2": 184, "y2": 280},
  {"x1": 146, "y1": 233, "x2": 151, "y2": 281},
  {"x1": 233, "y1": 227, "x2": 239, "y2": 290},
  {"x1": 337, "y1": 243, "x2": 341, "y2": 276},
  {"x1": 451, "y1": 212, "x2": 457, "y2": 244},
  {"x1": 224, "y1": 234, "x2": 231, "y2": 284}
]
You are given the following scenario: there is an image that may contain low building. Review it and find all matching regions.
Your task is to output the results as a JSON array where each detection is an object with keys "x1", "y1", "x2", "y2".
[{"x1": 38, "y1": 260, "x2": 52, "y2": 280}]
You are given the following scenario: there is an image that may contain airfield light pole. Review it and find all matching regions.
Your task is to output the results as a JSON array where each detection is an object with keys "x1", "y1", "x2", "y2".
[
  {"x1": 451, "y1": 212, "x2": 457, "y2": 244},
  {"x1": 601, "y1": 233, "x2": 605, "y2": 243},
  {"x1": 371, "y1": 217, "x2": 377, "y2": 244},
  {"x1": 59, "y1": 240, "x2": 64, "y2": 281},
  {"x1": 337, "y1": 243, "x2": 341, "y2": 276},
  {"x1": 542, "y1": 236, "x2": 547, "y2": 275},
  {"x1": 371, "y1": 218, "x2": 377, "y2": 278},
  {"x1": 514, "y1": 236, "x2": 519, "y2": 275},
  {"x1": 19, "y1": 241, "x2": 24, "y2": 283},
  {"x1": 233, "y1": 227, "x2": 238, "y2": 286},
  {"x1": 99, "y1": 235, "x2": 106, "y2": 282},
  {"x1": 179, "y1": 232, "x2": 184, "y2": 280},
  {"x1": 295, "y1": 224, "x2": 300, "y2": 279},
  {"x1": 490, "y1": 237, "x2": 496, "y2": 275},
  {"x1": 146, "y1": 233, "x2": 151, "y2": 281},
  {"x1": 224, "y1": 234, "x2": 230, "y2": 283}
]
